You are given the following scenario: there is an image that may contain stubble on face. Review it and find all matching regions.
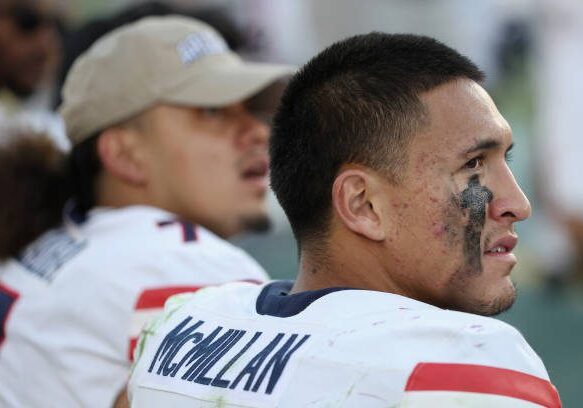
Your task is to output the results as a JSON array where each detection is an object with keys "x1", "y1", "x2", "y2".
[{"x1": 240, "y1": 214, "x2": 271, "y2": 234}]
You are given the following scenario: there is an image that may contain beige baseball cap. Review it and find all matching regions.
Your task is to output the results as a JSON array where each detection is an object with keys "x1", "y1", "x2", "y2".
[{"x1": 59, "y1": 15, "x2": 295, "y2": 145}]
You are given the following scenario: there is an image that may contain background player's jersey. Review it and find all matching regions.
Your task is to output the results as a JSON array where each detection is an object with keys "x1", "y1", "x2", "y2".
[
  {"x1": 0, "y1": 205, "x2": 267, "y2": 407},
  {"x1": 129, "y1": 281, "x2": 561, "y2": 408}
]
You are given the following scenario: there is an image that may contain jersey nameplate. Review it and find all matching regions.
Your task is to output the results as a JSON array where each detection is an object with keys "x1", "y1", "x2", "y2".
[
  {"x1": 16, "y1": 228, "x2": 86, "y2": 282},
  {"x1": 142, "y1": 315, "x2": 312, "y2": 405}
]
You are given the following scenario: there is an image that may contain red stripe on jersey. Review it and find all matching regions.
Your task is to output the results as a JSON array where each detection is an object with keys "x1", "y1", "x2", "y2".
[
  {"x1": 128, "y1": 338, "x2": 138, "y2": 361},
  {"x1": 240, "y1": 278, "x2": 263, "y2": 285},
  {"x1": 405, "y1": 363, "x2": 561, "y2": 408},
  {"x1": 129, "y1": 282, "x2": 264, "y2": 361},
  {"x1": 129, "y1": 286, "x2": 202, "y2": 360},
  {"x1": 134, "y1": 286, "x2": 202, "y2": 310}
]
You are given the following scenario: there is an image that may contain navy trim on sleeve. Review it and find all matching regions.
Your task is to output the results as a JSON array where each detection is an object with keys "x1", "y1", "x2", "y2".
[{"x1": 256, "y1": 280, "x2": 354, "y2": 318}]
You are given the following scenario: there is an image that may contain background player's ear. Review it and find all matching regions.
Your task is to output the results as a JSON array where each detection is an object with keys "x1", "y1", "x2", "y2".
[
  {"x1": 97, "y1": 127, "x2": 147, "y2": 186},
  {"x1": 332, "y1": 167, "x2": 386, "y2": 241}
]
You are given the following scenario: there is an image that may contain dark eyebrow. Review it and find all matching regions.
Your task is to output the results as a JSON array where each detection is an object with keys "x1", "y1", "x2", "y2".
[{"x1": 460, "y1": 138, "x2": 512, "y2": 157}]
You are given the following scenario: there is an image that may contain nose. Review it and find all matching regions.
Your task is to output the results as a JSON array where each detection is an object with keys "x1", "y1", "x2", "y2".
[
  {"x1": 32, "y1": 21, "x2": 60, "y2": 55},
  {"x1": 235, "y1": 108, "x2": 270, "y2": 150},
  {"x1": 488, "y1": 164, "x2": 532, "y2": 223}
]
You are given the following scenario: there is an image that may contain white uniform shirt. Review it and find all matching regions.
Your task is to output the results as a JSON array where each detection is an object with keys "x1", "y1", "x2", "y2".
[
  {"x1": 0, "y1": 206, "x2": 268, "y2": 407},
  {"x1": 129, "y1": 281, "x2": 561, "y2": 408}
]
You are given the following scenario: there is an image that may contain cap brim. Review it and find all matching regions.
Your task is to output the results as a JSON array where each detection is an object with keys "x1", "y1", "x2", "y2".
[{"x1": 163, "y1": 61, "x2": 296, "y2": 107}]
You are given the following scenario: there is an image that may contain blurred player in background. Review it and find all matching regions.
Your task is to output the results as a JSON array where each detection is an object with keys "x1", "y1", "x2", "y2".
[
  {"x1": 0, "y1": 16, "x2": 293, "y2": 407},
  {"x1": 129, "y1": 33, "x2": 561, "y2": 407}
]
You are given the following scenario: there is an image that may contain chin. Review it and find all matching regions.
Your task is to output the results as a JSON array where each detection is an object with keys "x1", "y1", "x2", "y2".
[
  {"x1": 240, "y1": 213, "x2": 271, "y2": 233},
  {"x1": 444, "y1": 276, "x2": 517, "y2": 316},
  {"x1": 472, "y1": 281, "x2": 517, "y2": 316}
]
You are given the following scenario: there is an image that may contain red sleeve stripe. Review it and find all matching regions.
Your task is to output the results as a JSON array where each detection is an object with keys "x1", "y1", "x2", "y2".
[
  {"x1": 129, "y1": 281, "x2": 264, "y2": 360},
  {"x1": 405, "y1": 363, "x2": 561, "y2": 408},
  {"x1": 134, "y1": 281, "x2": 263, "y2": 310},
  {"x1": 128, "y1": 338, "x2": 138, "y2": 361},
  {"x1": 134, "y1": 286, "x2": 202, "y2": 309}
]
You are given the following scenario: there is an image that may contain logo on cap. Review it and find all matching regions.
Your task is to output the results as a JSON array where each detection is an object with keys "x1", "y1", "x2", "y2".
[{"x1": 176, "y1": 31, "x2": 228, "y2": 65}]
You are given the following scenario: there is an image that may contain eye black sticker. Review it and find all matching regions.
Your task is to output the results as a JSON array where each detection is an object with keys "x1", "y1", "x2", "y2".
[{"x1": 459, "y1": 175, "x2": 493, "y2": 273}]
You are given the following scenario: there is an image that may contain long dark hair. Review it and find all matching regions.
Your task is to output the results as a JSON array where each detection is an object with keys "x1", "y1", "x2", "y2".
[{"x1": 0, "y1": 131, "x2": 99, "y2": 260}]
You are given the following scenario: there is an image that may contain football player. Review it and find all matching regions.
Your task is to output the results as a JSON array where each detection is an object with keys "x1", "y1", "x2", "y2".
[
  {"x1": 0, "y1": 16, "x2": 293, "y2": 407},
  {"x1": 129, "y1": 33, "x2": 561, "y2": 407}
]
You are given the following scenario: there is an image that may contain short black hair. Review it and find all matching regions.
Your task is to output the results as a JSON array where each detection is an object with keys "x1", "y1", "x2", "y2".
[{"x1": 270, "y1": 33, "x2": 484, "y2": 250}]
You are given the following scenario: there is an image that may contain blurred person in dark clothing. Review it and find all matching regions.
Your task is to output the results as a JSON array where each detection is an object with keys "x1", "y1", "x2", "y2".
[
  {"x1": 0, "y1": 0, "x2": 65, "y2": 146},
  {"x1": 0, "y1": 0, "x2": 60, "y2": 97}
]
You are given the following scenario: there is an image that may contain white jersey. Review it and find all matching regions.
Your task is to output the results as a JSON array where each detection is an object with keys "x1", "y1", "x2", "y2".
[
  {"x1": 0, "y1": 206, "x2": 268, "y2": 407},
  {"x1": 129, "y1": 281, "x2": 561, "y2": 408}
]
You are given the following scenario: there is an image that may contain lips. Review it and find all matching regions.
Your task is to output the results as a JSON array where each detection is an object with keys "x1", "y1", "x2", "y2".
[
  {"x1": 484, "y1": 235, "x2": 518, "y2": 255},
  {"x1": 240, "y1": 155, "x2": 269, "y2": 192},
  {"x1": 242, "y1": 159, "x2": 268, "y2": 179}
]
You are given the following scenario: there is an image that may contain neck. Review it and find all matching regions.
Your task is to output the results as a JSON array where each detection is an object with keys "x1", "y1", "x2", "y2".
[
  {"x1": 94, "y1": 172, "x2": 155, "y2": 210},
  {"x1": 291, "y1": 232, "x2": 402, "y2": 295}
]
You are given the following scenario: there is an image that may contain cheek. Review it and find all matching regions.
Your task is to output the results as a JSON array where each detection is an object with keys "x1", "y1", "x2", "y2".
[
  {"x1": 430, "y1": 221, "x2": 448, "y2": 238},
  {"x1": 396, "y1": 181, "x2": 462, "y2": 248},
  {"x1": 425, "y1": 194, "x2": 466, "y2": 253},
  {"x1": 148, "y1": 141, "x2": 202, "y2": 186},
  {"x1": 173, "y1": 139, "x2": 231, "y2": 172}
]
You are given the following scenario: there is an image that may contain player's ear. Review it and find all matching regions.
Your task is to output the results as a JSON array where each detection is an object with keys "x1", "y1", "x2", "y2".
[
  {"x1": 96, "y1": 126, "x2": 147, "y2": 186},
  {"x1": 332, "y1": 166, "x2": 386, "y2": 241}
]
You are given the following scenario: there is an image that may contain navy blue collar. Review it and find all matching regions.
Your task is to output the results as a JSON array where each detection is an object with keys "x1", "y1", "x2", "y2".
[
  {"x1": 64, "y1": 200, "x2": 88, "y2": 225},
  {"x1": 256, "y1": 281, "x2": 353, "y2": 318}
]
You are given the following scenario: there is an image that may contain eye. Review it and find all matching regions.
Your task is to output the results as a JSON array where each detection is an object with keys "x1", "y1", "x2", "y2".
[
  {"x1": 505, "y1": 150, "x2": 514, "y2": 163},
  {"x1": 464, "y1": 155, "x2": 484, "y2": 170},
  {"x1": 200, "y1": 107, "x2": 223, "y2": 117}
]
